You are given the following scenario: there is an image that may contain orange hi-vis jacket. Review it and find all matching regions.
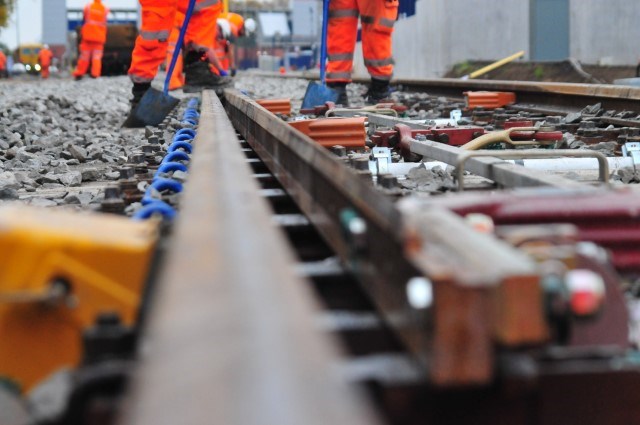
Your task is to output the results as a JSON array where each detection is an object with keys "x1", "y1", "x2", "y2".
[
  {"x1": 129, "y1": 0, "x2": 222, "y2": 84},
  {"x1": 38, "y1": 48, "x2": 53, "y2": 67},
  {"x1": 326, "y1": 0, "x2": 398, "y2": 83},
  {"x1": 81, "y1": 0, "x2": 109, "y2": 44},
  {"x1": 0, "y1": 51, "x2": 6, "y2": 71}
]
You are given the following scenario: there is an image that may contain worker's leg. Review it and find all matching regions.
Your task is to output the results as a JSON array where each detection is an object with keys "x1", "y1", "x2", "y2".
[
  {"x1": 361, "y1": 0, "x2": 397, "y2": 103},
  {"x1": 41, "y1": 66, "x2": 50, "y2": 79},
  {"x1": 73, "y1": 41, "x2": 91, "y2": 78},
  {"x1": 180, "y1": 0, "x2": 222, "y2": 52},
  {"x1": 179, "y1": 0, "x2": 230, "y2": 90},
  {"x1": 326, "y1": 0, "x2": 359, "y2": 84},
  {"x1": 128, "y1": 0, "x2": 179, "y2": 84},
  {"x1": 90, "y1": 42, "x2": 104, "y2": 78}
]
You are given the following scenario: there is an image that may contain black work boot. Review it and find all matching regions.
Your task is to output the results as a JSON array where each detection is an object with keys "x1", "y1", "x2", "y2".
[
  {"x1": 122, "y1": 82, "x2": 151, "y2": 128},
  {"x1": 327, "y1": 82, "x2": 349, "y2": 106},
  {"x1": 183, "y1": 50, "x2": 232, "y2": 93},
  {"x1": 365, "y1": 78, "x2": 392, "y2": 105}
]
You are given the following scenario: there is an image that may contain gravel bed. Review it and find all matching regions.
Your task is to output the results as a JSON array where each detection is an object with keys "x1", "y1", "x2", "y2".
[{"x1": 0, "y1": 76, "x2": 150, "y2": 209}]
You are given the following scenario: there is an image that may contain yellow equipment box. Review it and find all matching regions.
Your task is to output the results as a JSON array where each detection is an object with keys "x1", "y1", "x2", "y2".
[{"x1": 0, "y1": 206, "x2": 158, "y2": 392}]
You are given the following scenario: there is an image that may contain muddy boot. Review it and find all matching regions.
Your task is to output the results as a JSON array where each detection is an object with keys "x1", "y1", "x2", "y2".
[
  {"x1": 365, "y1": 78, "x2": 392, "y2": 105},
  {"x1": 327, "y1": 82, "x2": 349, "y2": 106},
  {"x1": 183, "y1": 50, "x2": 232, "y2": 93},
  {"x1": 122, "y1": 82, "x2": 151, "y2": 128}
]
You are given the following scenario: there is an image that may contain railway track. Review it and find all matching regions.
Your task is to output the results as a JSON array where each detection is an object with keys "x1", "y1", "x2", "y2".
[{"x1": 3, "y1": 76, "x2": 640, "y2": 424}]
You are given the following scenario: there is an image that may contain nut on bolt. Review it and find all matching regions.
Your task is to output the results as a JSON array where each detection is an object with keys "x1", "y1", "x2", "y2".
[{"x1": 101, "y1": 185, "x2": 125, "y2": 214}]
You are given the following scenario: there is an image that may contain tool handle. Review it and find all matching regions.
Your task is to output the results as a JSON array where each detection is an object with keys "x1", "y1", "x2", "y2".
[
  {"x1": 319, "y1": 0, "x2": 330, "y2": 85},
  {"x1": 165, "y1": 0, "x2": 197, "y2": 94}
]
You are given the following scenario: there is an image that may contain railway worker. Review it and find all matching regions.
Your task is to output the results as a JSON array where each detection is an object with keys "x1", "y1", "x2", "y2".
[
  {"x1": 214, "y1": 13, "x2": 256, "y2": 77},
  {"x1": 164, "y1": 8, "x2": 230, "y2": 91},
  {"x1": 325, "y1": 0, "x2": 398, "y2": 105},
  {"x1": 126, "y1": 0, "x2": 228, "y2": 118},
  {"x1": 0, "y1": 49, "x2": 7, "y2": 79},
  {"x1": 73, "y1": 0, "x2": 109, "y2": 80},
  {"x1": 38, "y1": 45, "x2": 54, "y2": 79}
]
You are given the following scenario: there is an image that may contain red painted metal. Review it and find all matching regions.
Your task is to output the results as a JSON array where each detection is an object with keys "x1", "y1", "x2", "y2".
[{"x1": 430, "y1": 189, "x2": 640, "y2": 273}]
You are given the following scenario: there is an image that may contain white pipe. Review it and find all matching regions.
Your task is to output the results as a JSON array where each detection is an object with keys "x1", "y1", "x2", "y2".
[{"x1": 505, "y1": 157, "x2": 633, "y2": 172}]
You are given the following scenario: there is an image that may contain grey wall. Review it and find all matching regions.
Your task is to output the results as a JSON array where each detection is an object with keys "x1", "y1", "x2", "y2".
[
  {"x1": 353, "y1": 0, "x2": 639, "y2": 79},
  {"x1": 354, "y1": 0, "x2": 530, "y2": 79},
  {"x1": 42, "y1": 0, "x2": 68, "y2": 45},
  {"x1": 570, "y1": 0, "x2": 640, "y2": 65}
]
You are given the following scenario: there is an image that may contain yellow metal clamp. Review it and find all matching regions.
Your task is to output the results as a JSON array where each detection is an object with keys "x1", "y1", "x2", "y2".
[{"x1": 0, "y1": 206, "x2": 158, "y2": 392}]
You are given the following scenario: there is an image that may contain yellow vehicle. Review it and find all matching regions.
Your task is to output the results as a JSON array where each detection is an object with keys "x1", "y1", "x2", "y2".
[{"x1": 17, "y1": 43, "x2": 43, "y2": 74}]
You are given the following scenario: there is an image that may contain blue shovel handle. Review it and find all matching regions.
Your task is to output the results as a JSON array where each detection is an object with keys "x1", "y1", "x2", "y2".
[
  {"x1": 164, "y1": 0, "x2": 197, "y2": 94},
  {"x1": 319, "y1": 0, "x2": 330, "y2": 85}
]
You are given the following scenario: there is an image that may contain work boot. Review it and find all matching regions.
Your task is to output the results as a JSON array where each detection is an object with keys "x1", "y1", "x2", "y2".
[
  {"x1": 365, "y1": 78, "x2": 392, "y2": 105},
  {"x1": 183, "y1": 50, "x2": 232, "y2": 93},
  {"x1": 327, "y1": 82, "x2": 349, "y2": 106},
  {"x1": 122, "y1": 82, "x2": 151, "y2": 128}
]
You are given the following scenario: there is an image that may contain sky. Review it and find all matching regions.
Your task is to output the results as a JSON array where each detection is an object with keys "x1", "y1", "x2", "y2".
[{"x1": 0, "y1": 0, "x2": 138, "y2": 49}]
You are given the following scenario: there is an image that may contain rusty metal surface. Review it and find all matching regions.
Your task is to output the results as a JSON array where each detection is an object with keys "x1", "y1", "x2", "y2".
[
  {"x1": 224, "y1": 89, "x2": 558, "y2": 387},
  {"x1": 120, "y1": 91, "x2": 379, "y2": 425},
  {"x1": 224, "y1": 88, "x2": 428, "y2": 366}
]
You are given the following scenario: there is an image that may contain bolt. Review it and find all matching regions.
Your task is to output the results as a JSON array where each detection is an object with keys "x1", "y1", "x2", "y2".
[
  {"x1": 406, "y1": 277, "x2": 433, "y2": 309},
  {"x1": 331, "y1": 145, "x2": 347, "y2": 157},
  {"x1": 101, "y1": 185, "x2": 125, "y2": 214},
  {"x1": 147, "y1": 135, "x2": 160, "y2": 145},
  {"x1": 414, "y1": 133, "x2": 428, "y2": 142},
  {"x1": 378, "y1": 173, "x2": 398, "y2": 189},
  {"x1": 352, "y1": 157, "x2": 370, "y2": 170},
  {"x1": 119, "y1": 167, "x2": 135, "y2": 180}
]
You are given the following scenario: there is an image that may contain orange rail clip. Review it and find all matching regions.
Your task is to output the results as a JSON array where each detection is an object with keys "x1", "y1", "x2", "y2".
[
  {"x1": 256, "y1": 98, "x2": 292, "y2": 116},
  {"x1": 464, "y1": 91, "x2": 516, "y2": 109},
  {"x1": 289, "y1": 117, "x2": 367, "y2": 148}
]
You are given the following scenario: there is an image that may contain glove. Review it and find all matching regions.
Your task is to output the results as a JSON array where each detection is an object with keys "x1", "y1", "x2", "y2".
[
  {"x1": 219, "y1": 69, "x2": 229, "y2": 77},
  {"x1": 231, "y1": 68, "x2": 237, "y2": 77}
]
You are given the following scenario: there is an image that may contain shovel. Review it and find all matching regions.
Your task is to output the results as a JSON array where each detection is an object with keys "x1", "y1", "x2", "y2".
[
  {"x1": 301, "y1": 0, "x2": 339, "y2": 109},
  {"x1": 122, "y1": 0, "x2": 196, "y2": 128}
]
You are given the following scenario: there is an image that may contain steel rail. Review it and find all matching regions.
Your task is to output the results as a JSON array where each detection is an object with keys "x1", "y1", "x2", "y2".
[
  {"x1": 357, "y1": 77, "x2": 640, "y2": 114},
  {"x1": 121, "y1": 91, "x2": 379, "y2": 425},
  {"x1": 224, "y1": 89, "x2": 549, "y2": 386}
]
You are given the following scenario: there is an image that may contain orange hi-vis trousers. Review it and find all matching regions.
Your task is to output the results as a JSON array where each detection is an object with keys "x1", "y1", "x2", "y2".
[
  {"x1": 73, "y1": 41, "x2": 105, "y2": 78},
  {"x1": 129, "y1": 0, "x2": 222, "y2": 84},
  {"x1": 165, "y1": 11, "x2": 186, "y2": 90},
  {"x1": 325, "y1": 0, "x2": 398, "y2": 83}
]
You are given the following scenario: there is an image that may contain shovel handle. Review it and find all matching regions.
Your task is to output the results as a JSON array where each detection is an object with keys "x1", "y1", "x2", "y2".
[
  {"x1": 165, "y1": 0, "x2": 197, "y2": 94},
  {"x1": 319, "y1": 0, "x2": 330, "y2": 85}
]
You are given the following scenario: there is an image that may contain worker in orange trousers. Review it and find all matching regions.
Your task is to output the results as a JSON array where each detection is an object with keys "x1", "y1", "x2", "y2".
[
  {"x1": 214, "y1": 13, "x2": 256, "y2": 76},
  {"x1": 38, "y1": 45, "x2": 54, "y2": 79},
  {"x1": 0, "y1": 50, "x2": 7, "y2": 79},
  {"x1": 164, "y1": 8, "x2": 231, "y2": 91},
  {"x1": 126, "y1": 0, "x2": 227, "y2": 115},
  {"x1": 73, "y1": 0, "x2": 109, "y2": 80},
  {"x1": 325, "y1": 0, "x2": 398, "y2": 105}
]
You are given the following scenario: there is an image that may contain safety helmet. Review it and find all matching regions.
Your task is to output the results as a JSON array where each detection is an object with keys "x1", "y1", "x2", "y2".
[
  {"x1": 226, "y1": 13, "x2": 244, "y2": 32},
  {"x1": 43, "y1": 44, "x2": 49, "y2": 49},
  {"x1": 217, "y1": 18, "x2": 232, "y2": 39},
  {"x1": 244, "y1": 18, "x2": 256, "y2": 35}
]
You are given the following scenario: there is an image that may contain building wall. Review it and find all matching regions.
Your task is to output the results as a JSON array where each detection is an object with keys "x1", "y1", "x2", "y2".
[
  {"x1": 42, "y1": 0, "x2": 68, "y2": 45},
  {"x1": 570, "y1": 0, "x2": 640, "y2": 65},
  {"x1": 355, "y1": 0, "x2": 639, "y2": 79},
  {"x1": 355, "y1": 0, "x2": 530, "y2": 79}
]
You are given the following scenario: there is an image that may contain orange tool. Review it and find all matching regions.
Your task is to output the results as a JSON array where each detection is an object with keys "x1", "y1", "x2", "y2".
[
  {"x1": 289, "y1": 117, "x2": 367, "y2": 148},
  {"x1": 256, "y1": 98, "x2": 292, "y2": 116},
  {"x1": 464, "y1": 91, "x2": 516, "y2": 109}
]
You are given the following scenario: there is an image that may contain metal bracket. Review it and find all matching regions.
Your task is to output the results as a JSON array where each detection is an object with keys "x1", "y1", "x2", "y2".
[
  {"x1": 369, "y1": 147, "x2": 392, "y2": 175},
  {"x1": 455, "y1": 149, "x2": 610, "y2": 191},
  {"x1": 622, "y1": 142, "x2": 640, "y2": 170}
]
